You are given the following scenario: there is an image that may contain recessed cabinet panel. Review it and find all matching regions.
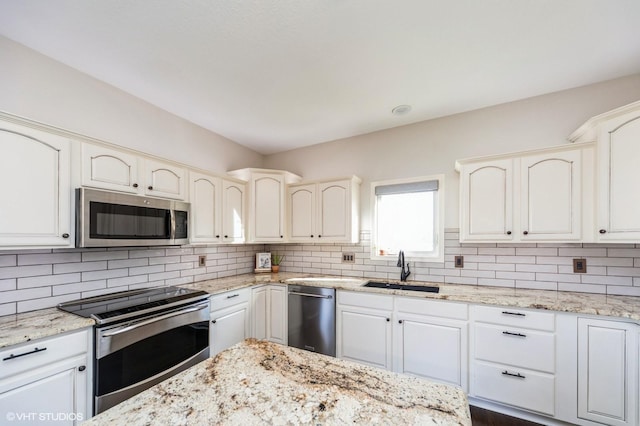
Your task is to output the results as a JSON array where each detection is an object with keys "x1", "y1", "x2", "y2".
[
  {"x1": 462, "y1": 159, "x2": 513, "y2": 240},
  {"x1": 318, "y1": 183, "x2": 348, "y2": 239},
  {"x1": 338, "y1": 309, "x2": 391, "y2": 369},
  {"x1": 521, "y1": 151, "x2": 581, "y2": 240},
  {"x1": 82, "y1": 144, "x2": 139, "y2": 193},
  {"x1": 145, "y1": 159, "x2": 186, "y2": 200},
  {"x1": 210, "y1": 303, "x2": 250, "y2": 357},
  {"x1": 222, "y1": 180, "x2": 245, "y2": 243},
  {"x1": 254, "y1": 175, "x2": 284, "y2": 241},
  {"x1": 190, "y1": 172, "x2": 221, "y2": 243},
  {"x1": 0, "y1": 122, "x2": 71, "y2": 247},
  {"x1": 289, "y1": 185, "x2": 315, "y2": 240}
]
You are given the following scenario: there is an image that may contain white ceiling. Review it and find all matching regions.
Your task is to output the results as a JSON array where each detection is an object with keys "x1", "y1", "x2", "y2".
[{"x1": 1, "y1": 1, "x2": 639, "y2": 155}]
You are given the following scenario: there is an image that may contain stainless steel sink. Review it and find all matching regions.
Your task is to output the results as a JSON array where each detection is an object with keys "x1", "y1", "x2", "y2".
[{"x1": 363, "y1": 281, "x2": 439, "y2": 293}]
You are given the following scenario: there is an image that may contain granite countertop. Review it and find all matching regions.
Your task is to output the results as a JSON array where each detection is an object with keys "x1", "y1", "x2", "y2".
[
  {"x1": 0, "y1": 308, "x2": 95, "y2": 349},
  {"x1": 184, "y1": 272, "x2": 640, "y2": 322},
  {"x1": 84, "y1": 338, "x2": 471, "y2": 426}
]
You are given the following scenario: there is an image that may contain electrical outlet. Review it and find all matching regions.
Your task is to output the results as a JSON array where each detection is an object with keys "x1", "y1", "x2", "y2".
[
  {"x1": 342, "y1": 252, "x2": 355, "y2": 263},
  {"x1": 573, "y1": 258, "x2": 587, "y2": 273},
  {"x1": 454, "y1": 255, "x2": 464, "y2": 268},
  {"x1": 198, "y1": 255, "x2": 206, "y2": 267}
]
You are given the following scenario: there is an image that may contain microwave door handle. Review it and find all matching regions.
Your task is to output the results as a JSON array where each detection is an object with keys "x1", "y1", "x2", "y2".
[
  {"x1": 169, "y1": 208, "x2": 176, "y2": 240},
  {"x1": 101, "y1": 303, "x2": 209, "y2": 337}
]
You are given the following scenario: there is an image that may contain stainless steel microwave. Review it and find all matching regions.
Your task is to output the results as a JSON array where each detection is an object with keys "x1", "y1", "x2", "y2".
[{"x1": 76, "y1": 188, "x2": 190, "y2": 247}]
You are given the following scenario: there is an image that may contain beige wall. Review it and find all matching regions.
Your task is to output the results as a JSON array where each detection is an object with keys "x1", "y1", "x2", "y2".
[
  {"x1": 0, "y1": 36, "x2": 264, "y2": 174},
  {"x1": 264, "y1": 74, "x2": 640, "y2": 228}
]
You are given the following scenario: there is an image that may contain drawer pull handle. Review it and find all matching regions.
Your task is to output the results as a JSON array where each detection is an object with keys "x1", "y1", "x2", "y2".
[
  {"x1": 226, "y1": 294, "x2": 240, "y2": 299},
  {"x1": 502, "y1": 331, "x2": 527, "y2": 338},
  {"x1": 501, "y1": 311, "x2": 526, "y2": 317},
  {"x1": 3, "y1": 346, "x2": 47, "y2": 361},
  {"x1": 502, "y1": 370, "x2": 525, "y2": 379}
]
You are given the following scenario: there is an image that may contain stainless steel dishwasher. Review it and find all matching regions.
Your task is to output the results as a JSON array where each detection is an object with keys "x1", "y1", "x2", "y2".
[{"x1": 287, "y1": 285, "x2": 336, "y2": 357}]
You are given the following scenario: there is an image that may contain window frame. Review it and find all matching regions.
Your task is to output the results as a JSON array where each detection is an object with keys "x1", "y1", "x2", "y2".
[{"x1": 370, "y1": 174, "x2": 445, "y2": 262}]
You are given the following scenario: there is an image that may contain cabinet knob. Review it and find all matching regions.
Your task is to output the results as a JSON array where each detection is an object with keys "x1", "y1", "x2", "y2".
[
  {"x1": 212, "y1": 320, "x2": 217, "y2": 324},
  {"x1": 215, "y1": 235, "x2": 220, "y2": 238},
  {"x1": 310, "y1": 235, "x2": 314, "y2": 238},
  {"x1": 280, "y1": 235, "x2": 283, "y2": 238},
  {"x1": 224, "y1": 235, "x2": 228, "y2": 238},
  {"x1": 398, "y1": 320, "x2": 403, "y2": 324},
  {"x1": 386, "y1": 318, "x2": 390, "y2": 322},
  {"x1": 62, "y1": 233, "x2": 70, "y2": 239},
  {"x1": 506, "y1": 231, "x2": 512, "y2": 235},
  {"x1": 132, "y1": 183, "x2": 139, "y2": 188},
  {"x1": 148, "y1": 185, "x2": 153, "y2": 190},
  {"x1": 599, "y1": 229, "x2": 607, "y2": 234},
  {"x1": 523, "y1": 231, "x2": 529, "y2": 235},
  {"x1": 318, "y1": 235, "x2": 322, "y2": 238},
  {"x1": 78, "y1": 365, "x2": 86, "y2": 372}
]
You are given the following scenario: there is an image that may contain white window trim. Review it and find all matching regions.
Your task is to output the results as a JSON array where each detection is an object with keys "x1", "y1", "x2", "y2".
[{"x1": 370, "y1": 174, "x2": 445, "y2": 262}]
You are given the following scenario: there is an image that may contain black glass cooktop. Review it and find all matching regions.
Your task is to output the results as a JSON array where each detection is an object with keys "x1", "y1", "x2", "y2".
[{"x1": 57, "y1": 286, "x2": 208, "y2": 325}]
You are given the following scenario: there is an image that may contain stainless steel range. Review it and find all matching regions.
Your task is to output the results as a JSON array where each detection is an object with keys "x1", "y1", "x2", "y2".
[{"x1": 58, "y1": 286, "x2": 210, "y2": 414}]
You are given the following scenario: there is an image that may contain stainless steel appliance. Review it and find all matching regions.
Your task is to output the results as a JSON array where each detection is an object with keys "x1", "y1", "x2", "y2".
[
  {"x1": 76, "y1": 188, "x2": 190, "y2": 247},
  {"x1": 58, "y1": 286, "x2": 209, "y2": 414},
  {"x1": 287, "y1": 285, "x2": 336, "y2": 357}
]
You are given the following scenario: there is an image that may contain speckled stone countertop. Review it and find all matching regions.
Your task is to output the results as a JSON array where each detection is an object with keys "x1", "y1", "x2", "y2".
[
  {"x1": 183, "y1": 272, "x2": 640, "y2": 322},
  {"x1": 0, "y1": 308, "x2": 94, "y2": 349},
  {"x1": 84, "y1": 338, "x2": 471, "y2": 426}
]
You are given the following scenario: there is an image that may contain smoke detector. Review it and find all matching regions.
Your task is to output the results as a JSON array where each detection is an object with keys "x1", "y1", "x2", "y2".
[{"x1": 392, "y1": 105, "x2": 412, "y2": 116}]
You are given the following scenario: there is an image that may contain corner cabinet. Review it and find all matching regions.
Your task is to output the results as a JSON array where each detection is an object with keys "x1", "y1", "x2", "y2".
[
  {"x1": 228, "y1": 169, "x2": 301, "y2": 242},
  {"x1": 288, "y1": 176, "x2": 361, "y2": 243},
  {"x1": 81, "y1": 142, "x2": 186, "y2": 200},
  {"x1": 456, "y1": 143, "x2": 594, "y2": 243},
  {"x1": 251, "y1": 284, "x2": 288, "y2": 345},
  {"x1": 0, "y1": 119, "x2": 73, "y2": 248},
  {"x1": 570, "y1": 100, "x2": 640, "y2": 242}
]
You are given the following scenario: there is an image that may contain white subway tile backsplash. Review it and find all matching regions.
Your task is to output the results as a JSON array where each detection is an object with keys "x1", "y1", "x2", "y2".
[
  {"x1": 477, "y1": 278, "x2": 515, "y2": 288},
  {"x1": 478, "y1": 263, "x2": 516, "y2": 272},
  {"x1": 558, "y1": 248, "x2": 608, "y2": 257},
  {"x1": 477, "y1": 247, "x2": 515, "y2": 256},
  {"x1": 129, "y1": 265, "x2": 165, "y2": 275},
  {"x1": 588, "y1": 257, "x2": 633, "y2": 267},
  {"x1": 108, "y1": 258, "x2": 149, "y2": 269},
  {"x1": 496, "y1": 255, "x2": 536, "y2": 264},
  {"x1": 607, "y1": 267, "x2": 640, "y2": 277},
  {"x1": 54, "y1": 261, "x2": 107, "y2": 274},
  {"x1": 496, "y1": 271, "x2": 536, "y2": 281},
  {"x1": 4, "y1": 287, "x2": 51, "y2": 303},
  {"x1": 53, "y1": 280, "x2": 106, "y2": 296},
  {"x1": 107, "y1": 275, "x2": 148, "y2": 288},
  {"x1": 18, "y1": 273, "x2": 81, "y2": 289},
  {"x1": 129, "y1": 249, "x2": 167, "y2": 258},
  {"x1": 536, "y1": 273, "x2": 581, "y2": 283},
  {"x1": 0, "y1": 265, "x2": 52, "y2": 279},
  {"x1": 0, "y1": 279, "x2": 16, "y2": 292},
  {"x1": 81, "y1": 268, "x2": 128, "y2": 282},
  {"x1": 17, "y1": 293, "x2": 79, "y2": 313},
  {"x1": 558, "y1": 282, "x2": 606, "y2": 294},
  {"x1": 515, "y1": 264, "x2": 557, "y2": 273},
  {"x1": 607, "y1": 286, "x2": 640, "y2": 296},
  {"x1": 0, "y1": 255, "x2": 16, "y2": 267},
  {"x1": 0, "y1": 303, "x2": 16, "y2": 316},
  {"x1": 581, "y1": 275, "x2": 633, "y2": 286},
  {"x1": 82, "y1": 250, "x2": 129, "y2": 262},
  {"x1": 17, "y1": 252, "x2": 81, "y2": 266},
  {"x1": 607, "y1": 248, "x2": 640, "y2": 257},
  {"x1": 515, "y1": 280, "x2": 557, "y2": 291}
]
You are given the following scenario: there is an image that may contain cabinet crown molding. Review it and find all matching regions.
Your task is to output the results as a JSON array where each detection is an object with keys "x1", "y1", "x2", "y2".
[
  {"x1": 227, "y1": 167, "x2": 302, "y2": 184},
  {"x1": 568, "y1": 99, "x2": 640, "y2": 144}
]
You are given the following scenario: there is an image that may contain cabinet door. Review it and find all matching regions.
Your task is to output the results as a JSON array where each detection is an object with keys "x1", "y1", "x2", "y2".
[
  {"x1": 288, "y1": 184, "x2": 316, "y2": 242},
  {"x1": 460, "y1": 159, "x2": 514, "y2": 241},
  {"x1": 144, "y1": 159, "x2": 186, "y2": 200},
  {"x1": 521, "y1": 150, "x2": 581, "y2": 240},
  {"x1": 190, "y1": 172, "x2": 221, "y2": 243},
  {"x1": 396, "y1": 315, "x2": 468, "y2": 390},
  {"x1": 267, "y1": 285, "x2": 287, "y2": 345},
  {"x1": 597, "y1": 111, "x2": 640, "y2": 240},
  {"x1": 0, "y1": 122, "x2": 72, "y2": 247},
  {"x1": 0, "y1": 355, "x2": 88, "y2": 425},
  {"x1": 222, "y1": 180, "x2": 245, "y2": 243},
  {"x1": 337, "y1": 305, "x2": 392, "y2": 370},
  {"x1": 210, "y1": 302, "x2": 250, "y2": 357},
  {"x1": 317, "y1": 180, "x2": 350, "y2": 241},
  {"x1": 578, "y1": 318, "x2": 638, "y2": 426},
  {"x1": 81, "y1": 143, "x2": 140, "y2": 194},
  {"x1": 252, "y1": 173, "x2": 285, "y2": 241},
  {"x1": 251, "y1": 286, "x2": 268, "y2": 340}
]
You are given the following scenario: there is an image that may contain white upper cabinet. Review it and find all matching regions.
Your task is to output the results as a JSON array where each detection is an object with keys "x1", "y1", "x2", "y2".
[
  {"x1": 228, "y1": 168, "x2": 301, "y2": 242},
  {"x1": 288, "y1": 177, "x2": 361, "y2": 243},
  {"x1": 81, "y1": 143, "x2": 186, "y2": 200},
  {"x1": 81, "y1": 143, "x2": 140, "y2": 194},
  {"x1": 221, "y1": 179, "x2": 245, "y2": 243},
  {"x1": 0, "y1": 118, "x2": 72, "y2": 248},
  {"x1": 570, "y1": 100, "x2": 640, "y2": 241},
  {"x1": 457, "y1": 143, "x2": 593, "y2": 243},
  {"x1": 189, "y1": 171, "x2": 222, "y2": 244}
]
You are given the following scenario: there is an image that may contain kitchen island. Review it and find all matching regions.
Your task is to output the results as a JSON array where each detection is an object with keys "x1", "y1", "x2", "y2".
[{"x1": 84, "y1": 339, "x2": 471, "y2": 425}]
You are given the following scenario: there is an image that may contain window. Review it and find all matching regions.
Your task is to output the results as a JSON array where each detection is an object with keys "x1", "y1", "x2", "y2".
[{"x1": 371, "y1": 175, "x2": 444, "y2": 261}]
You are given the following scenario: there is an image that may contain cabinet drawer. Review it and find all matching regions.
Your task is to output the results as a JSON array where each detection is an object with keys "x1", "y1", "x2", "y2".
[
  {"x1": 473, "y1": 305, "x2": 555, "y2": 331},
  {"x1": 473, "y1": 361, "x2": 555, "y2": 416},
  {"x1": 396, "y1": 297, "x2": 468, "y2": 320},
  {"x1": 338, "y1": 290, "x2": 393, "y2": 310},
  {"x1": 474, "y1": 324, "x2": 555, "y2": 373},
  {"x1": 210, "y1": 287, "x2": 251, "y2": 311},
  {"x1": 0, "y1": 330, "x2": 89, "y2": 380}
]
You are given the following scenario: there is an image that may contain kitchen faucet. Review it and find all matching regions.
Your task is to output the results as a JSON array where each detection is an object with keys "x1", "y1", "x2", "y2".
[{"x1": 397, "y1": 250, "x2": 411, "y2": 282}]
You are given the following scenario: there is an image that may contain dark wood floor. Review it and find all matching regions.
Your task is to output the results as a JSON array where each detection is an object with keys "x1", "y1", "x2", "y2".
[{"x1": 470, "y1": 406, "x2": 543, "y2": 426}]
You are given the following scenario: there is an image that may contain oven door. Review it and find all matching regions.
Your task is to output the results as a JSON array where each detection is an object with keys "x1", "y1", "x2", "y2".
[{"x1": 94, "y1": 301, "x2": 210, "y2": 414}]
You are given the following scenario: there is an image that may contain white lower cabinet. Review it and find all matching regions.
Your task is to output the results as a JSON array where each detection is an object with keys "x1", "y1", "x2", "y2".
[
  {"x1": 337, "y1": 291, "x2": 393, "y2": 370},
  {"x1": 209, "y1": 288, "x2": 251, "y2": 356},
  {"x1": 577, "y1": 318, "x2": 638, "y2": 426},
  {"x1": 251, "y1": 284, "x2": 287, "y2": 345},
  {"x1": 0, "y1": 330, "x2": 92, "y2": 424},
  {"x1": 336, "y1": 291, "x2": 468, "y2": 389}
]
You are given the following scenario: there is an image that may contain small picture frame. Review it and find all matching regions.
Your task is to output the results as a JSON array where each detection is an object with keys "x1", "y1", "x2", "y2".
[{"x1": 255, "y1": 252, "x2": 271, "y2": 273}]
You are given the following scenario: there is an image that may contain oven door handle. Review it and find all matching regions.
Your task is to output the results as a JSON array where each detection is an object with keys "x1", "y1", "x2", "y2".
[{"x1": 101, "y1": 303, "x2": 209, "y2": 337}]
